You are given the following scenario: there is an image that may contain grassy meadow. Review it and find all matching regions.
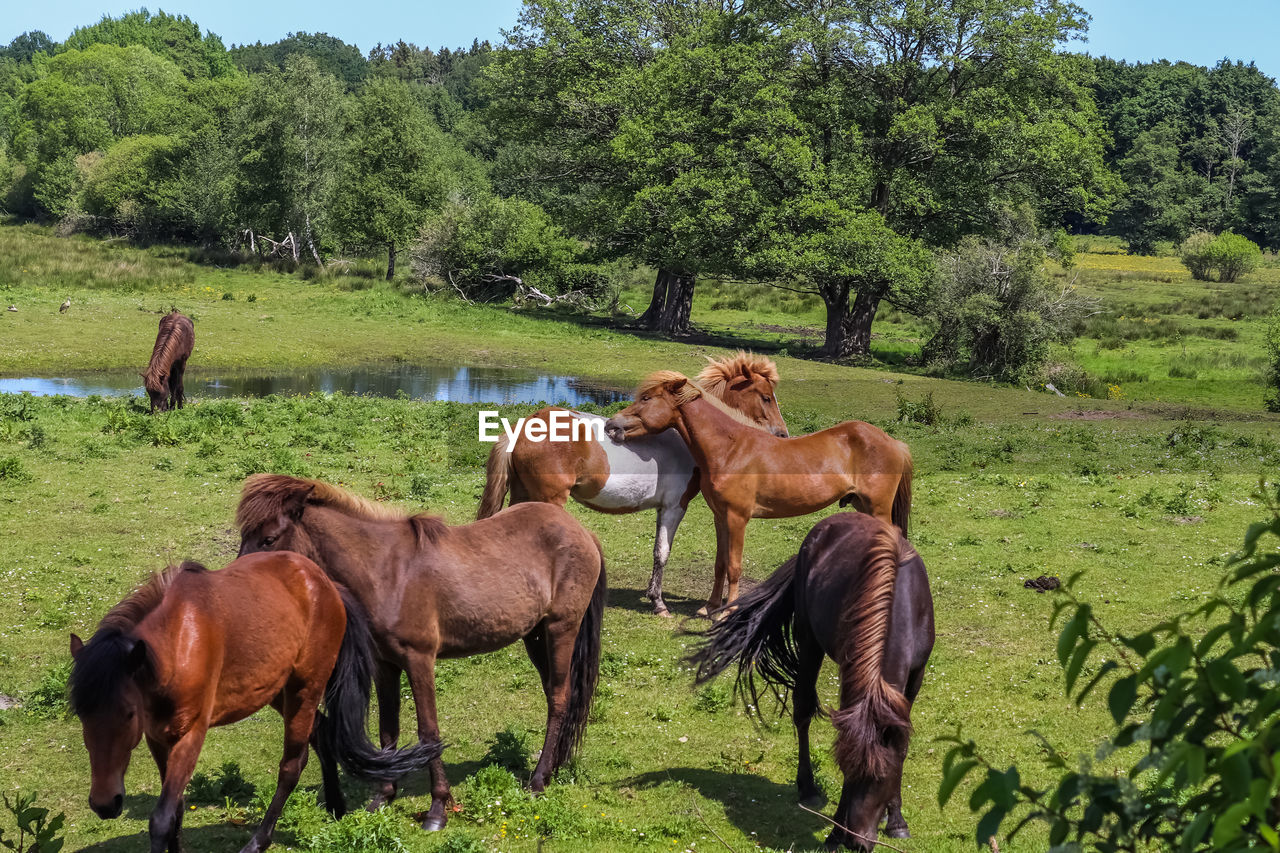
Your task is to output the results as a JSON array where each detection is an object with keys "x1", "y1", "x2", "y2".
[{"x1": 1, "y1": 223, "x2": 1279, "y2": 852}]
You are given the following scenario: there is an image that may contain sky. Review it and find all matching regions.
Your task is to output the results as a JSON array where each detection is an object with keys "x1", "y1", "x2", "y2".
[{"x1": 1, "y1": 0, "x2": 1277, "y2": 80}]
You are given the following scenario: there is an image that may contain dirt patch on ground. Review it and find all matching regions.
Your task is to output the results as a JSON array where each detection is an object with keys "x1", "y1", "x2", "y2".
[
  {"x1": 1051, "y1": 409, "x2": 1147, "y2": 421},
  {"x1": 0, "y1": 693, "x2": 20, "y2": 710},
  {"x1": 1171, "y1": 515, "x2": 1204, "y2": 525},
  {"x1": 1024, "y1": 575, "x2": 1061, "y2": 593}
]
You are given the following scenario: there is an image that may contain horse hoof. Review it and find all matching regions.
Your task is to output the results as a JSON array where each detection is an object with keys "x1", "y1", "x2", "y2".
[
  {"x1": 420, "y1": 815, "x2": 447, "y2": 832},
  {"x1": 885, "y1": 827, "x2": 911, "y2": 839},
  {"x1": 366, "y1": 796, "x2": 391, "y2": 812},
  {"x1": 695, "y1": 605, "x2": 711, "y2": 618},
  {"x1": 654, "y1": 607, "x2": 672, "y2": 618},
  {"x1": 799, "y1": 791, "x2": 825, "y2": 808}
]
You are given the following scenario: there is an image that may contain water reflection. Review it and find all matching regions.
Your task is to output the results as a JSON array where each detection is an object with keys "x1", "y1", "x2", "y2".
[{"x1": 0, "y1": 364, "x2": 631, "y2": 407}]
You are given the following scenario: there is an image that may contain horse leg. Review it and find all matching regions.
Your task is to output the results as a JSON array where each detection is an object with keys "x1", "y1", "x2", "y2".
[
  {"x1": 648, "y1": 502, "x2": 686, "y2": 617},
  {"x1": 528, "y1": 617, "x2": 577, "y2": 792},
  {"x1": 722, "y1": 510, "x2": 749, "y2": 607},
  {"x1": 367, "y1": 660, "x2": 402, "y2": 811},
  {"x1": 824, "y1": 777, "x2": 856, "y2": 851},
  {"x1": 794, "y1": 623, "x2": 825, "y2": 806},
  {"x1": 404, "y1": 652, "x2": 451, "y2": 831},
  {"x1": 698, "y1": 514, "x2": 731, "y2": 617},
  {"x1": 310, "y1": 714, "x2": 346, "y2": 818},
  {"x1": 144, "y1": 737, "x2": 180, "y2": 853},
  {"x1": 523, "y1": 624, "x2": 551, "y2": 694},
  {"x1": 240, "y1": 690, "x2": 319, "y2": 853},
  {"x1": 883, "y1": 666, "x2": 927, "y2": 839},
  {"x1": 174, "y1": 360, "x2": 186, "y2": 410},
  {"x1": 148, "y1": 727, "x2": 206, "y2": 853}
]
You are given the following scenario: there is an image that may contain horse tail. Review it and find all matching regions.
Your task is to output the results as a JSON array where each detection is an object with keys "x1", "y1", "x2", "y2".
[
  {"x1": 318, "y1": 587, "x2": 442, "y2": 782},
  {"x1": 690, "y1": 556, "x2": 800, "y2": 716},
  {"x1": 831, "y1": 523, "x2": 912, "y2": 783},
  {"x1": 892, "y1": 444, "x2": 913, "y2": 536},
  {"x1": 552, "y1": 537, "x2": 606, "y2": 771},
  {"x1": 477, "y1": 434, "x2": 513, "y2": 519}
]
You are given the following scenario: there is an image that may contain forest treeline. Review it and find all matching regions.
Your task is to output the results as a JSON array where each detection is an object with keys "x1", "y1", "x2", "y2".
[{"x1": 2, "y1": 3, "x2": 1279, "y2": 377}]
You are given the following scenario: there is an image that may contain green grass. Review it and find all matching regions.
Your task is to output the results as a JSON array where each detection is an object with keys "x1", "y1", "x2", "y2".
[{"x1": 1, "y1": 223, "x2": 1279, "y2": 851}]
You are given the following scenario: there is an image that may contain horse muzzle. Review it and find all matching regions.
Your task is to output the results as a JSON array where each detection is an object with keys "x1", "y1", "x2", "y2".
[
  {"x1": 603, "y1": 418, "x2": 629, "y2": 442},
  {"x1": 773, "y1": 427, "x2": 789, "y2": 438},
  {"x1": 91, "y1": 793, "x2": 123, "y2": 819}
]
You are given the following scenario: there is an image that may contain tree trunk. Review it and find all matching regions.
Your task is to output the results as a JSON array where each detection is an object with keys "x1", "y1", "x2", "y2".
[
  {"x1": 386, "y1": 242, "x2": 397, "y2": 281},
  {"x1": 657, "y1": 272, "x2": 694, "y2": 336},
  {"x1": 638, "y1": 268, "x2": 670, "y2": 329},
  {"x1": 822, "y1": 283, "x2": 880, "y2": 359}
]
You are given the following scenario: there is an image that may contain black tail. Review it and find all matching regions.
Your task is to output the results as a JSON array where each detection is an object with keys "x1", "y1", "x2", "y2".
[
  {"x1": 690, "y1": 556, "x2": 801, "y2": 716},
  {"x1": 318, "y1": 588, "x2": 442, "y2": 782},
  {"x1": 550, "y1": 544, "x2": 606, "y2": 772}
]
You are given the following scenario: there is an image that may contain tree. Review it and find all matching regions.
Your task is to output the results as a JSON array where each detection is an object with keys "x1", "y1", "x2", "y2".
[
  {"x1": 1, "y1": 31, "x2": 56, "y2": 63},
  {"x1": 1179, "y1": 231, "x2": 1262, "y2": 282},
  {"x1": 332, "y1": 78, "x2": 485, "y2": 279},
  {"x1": 61, "y1": 10, "x2": 233, "y2": 79},
  {"x1": 227, "y1": 55, "x2": 345, "y2": 261},
  {"x1": 230, "y1": 32, "x2": 367, "y2": 89}
]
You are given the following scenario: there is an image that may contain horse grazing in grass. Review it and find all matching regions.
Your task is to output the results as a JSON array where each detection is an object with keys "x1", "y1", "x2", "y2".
[
  {"x1": 692, "y1": 513, "x2": 934, "y2": 850},
  {"x1": 142, "y1": 310, "x2": 193, "y2": 412},
  {"x1": 69, "y1": 553, "x2": 441, "y2": 853},
  {"x1": 605, "y1": 372, "x2": 911, "y2": 614},
  {"x1": 237, "y1": 474, "x2": 606, "y2": 830},
  {"x1": 478, "y1": 352, "x2": 787, "y2": 616}
]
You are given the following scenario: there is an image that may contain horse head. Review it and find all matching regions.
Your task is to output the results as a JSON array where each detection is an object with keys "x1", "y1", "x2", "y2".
[
  {"x1": 697, "y1": 353, "x2": 787, "y2": 437},
  {"x1": 236, "y1": 475, "x2": 317, "y2": 559},
  {"x1": 69, "y1": 631, "x2": 149, "y2": 819},
  {"x1": 605, "y1": 372, "x2": 691, "y2": 442},
  {"x1": 142, "y1": 372, "x2": 168, "y2": 412}
]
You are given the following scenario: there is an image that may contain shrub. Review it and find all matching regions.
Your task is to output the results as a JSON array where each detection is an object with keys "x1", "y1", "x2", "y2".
[
  {"x1": 24, "y1": 660, "x2": 71, "y2": 719},
  {"x1": 941, "y1": 482, "x2": 1280, "y2": 849},
  {"x1": 1178, "y1": 230, "x2": 1215, "y2": 281},
  {"x1": 1, "y1": 790, "x2": 66, "y2": 853},
  {"x1": 1179, "y1": 231, "x2": 1262, "y2": 283},
  {"x1": 1265, "y1": 309, "x2": 1280, "y2": 413}
]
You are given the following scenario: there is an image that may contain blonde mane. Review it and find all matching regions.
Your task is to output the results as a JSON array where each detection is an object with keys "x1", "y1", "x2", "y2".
[
  {"x1": 635, "y1": 371, "x2": 766, "y2": 430},
  {"x1": 238, "y1": 474, "x2": 447, "y2": 543},
  {"x1": 695, "y1": 352, "x2": 779, "y2": 397}
]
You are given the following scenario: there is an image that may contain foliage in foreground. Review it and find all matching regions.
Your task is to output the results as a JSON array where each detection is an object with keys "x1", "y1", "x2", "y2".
[
  {"x1": 942, "y1": 481, "x2": 1280, "y2": 850},
  {"x1": 1, "y1": 791, "x2": 65, "y2": 853}
]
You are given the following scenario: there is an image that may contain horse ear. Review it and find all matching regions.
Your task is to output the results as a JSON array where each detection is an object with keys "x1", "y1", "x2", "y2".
[
  {"x1": 126, "y1": 639, "x2": 150, "y2": 674},
  {"x1": 70, "y1": 633, "x2": 84, "y2": 658},
  {"x1": 666, "y1": 376, "x2": 687, "y2": 393},
  {"x1": 285, "y1": 484, "x2": 316, "y2": 520}
]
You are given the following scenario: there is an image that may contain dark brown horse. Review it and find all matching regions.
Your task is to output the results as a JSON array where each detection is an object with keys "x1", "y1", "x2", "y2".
[
  {"x1": 69, "y1": 553, "x2": 440, "y2": 853},
  {"x1": 236, "y1": 474, "x2": 606, "y2": 830},
  {"x1": 605, "y1": 372, "x2": 912, "y2": 614},
  {"x1": 478, "y1": 352, "x2": 788, "y2": 616},
  {"x1": 142, "y1": 310, "x2": 193, "y2": 412},
  {"x1": 692, "y1": 513, "x2": 934, "y2": 850}
]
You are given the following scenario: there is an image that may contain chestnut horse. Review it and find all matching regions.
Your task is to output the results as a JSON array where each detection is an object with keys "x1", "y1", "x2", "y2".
[
  {"x1": 605, "y1": 372, "x2": 911, "y2": 614},
  {"x1": 692, "y1": 513, "x2": 934, "y2": 849},
  {"x1": 142, "y1": 310, "x2": 194, "y2": 412},
  {"x1": 478, "y1": 352, "x2": 787, "y2": 616},
  {"x1": 69, "y1": 553, "x2": 441, "y2": 853},
  {"x1": 237, "y1": 474, "x2": 606, "y2": 831}
]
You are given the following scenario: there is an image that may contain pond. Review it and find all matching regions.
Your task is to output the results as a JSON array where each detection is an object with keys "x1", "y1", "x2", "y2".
[{"x1": 0, "y1": 364, "x2": 632, "y2": 407}]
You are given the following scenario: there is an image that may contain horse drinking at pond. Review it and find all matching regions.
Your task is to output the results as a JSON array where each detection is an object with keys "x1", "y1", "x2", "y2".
[
  {"x1": 478, "y1": 352, "x2": 787, "y2": 616},
  {"x1": 691, "y1": 513, "x2": 934, "y2": 850},
  {"x1": 69, "y1": 552, "x2": 441, "y2": 853},
  {"x1": 604, "y1": 372, "x2": 912, "y2": 614},
  {"x1": 237, "y1": 474, "x2": 606, "y2": 830},
  {"x1": 142, "y1": 309, "x2": 193, "y2": 412}
]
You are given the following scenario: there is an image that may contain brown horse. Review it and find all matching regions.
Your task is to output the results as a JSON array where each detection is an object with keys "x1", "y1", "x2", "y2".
[
  {"x1": 69, "y1": 553, "x2": 441, "y2": 853},
  {"x1": 478, "y1": 352, "x2": 787, "y2": 616},
  {"x1": 605, "y1": 371, "x2": 911, "y2": 614},
  {"x1": 692, "y1": 513, "x2": 935, "y2": 850},
  {"x1": 236, "y1": 474, "x2": 606, "y2": 830},
  {"x1": 142, "y1": 310, "x2": 193, "y2": 412}
]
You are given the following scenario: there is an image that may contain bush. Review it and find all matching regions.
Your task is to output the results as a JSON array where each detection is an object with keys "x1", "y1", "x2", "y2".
[
  {"x1": 923, "y1": 210, "x2": 1089, "y2": 383},
  {"x1": 1179, "y1": 231, "x2": 1262, "y2": 283},
  {"x1": 942, "y1": 482, "x2": 1280, "y2": 849},
  {"x1": 1265, "y1": 309, "x2": 1280, "y2": 413},
  {"x1": 1179, "y1": 230, "x2": 1216, "y2": 281}
]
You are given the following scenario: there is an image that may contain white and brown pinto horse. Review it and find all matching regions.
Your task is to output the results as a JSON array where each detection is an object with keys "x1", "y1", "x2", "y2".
[{"x1": 478, "y1": 353, "x2": 787, "y2": 616}]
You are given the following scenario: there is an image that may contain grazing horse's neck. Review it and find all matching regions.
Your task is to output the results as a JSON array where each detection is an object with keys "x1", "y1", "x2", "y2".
[{"x1": 307, "y1": 507, "x2": 407, "y2": 587}]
